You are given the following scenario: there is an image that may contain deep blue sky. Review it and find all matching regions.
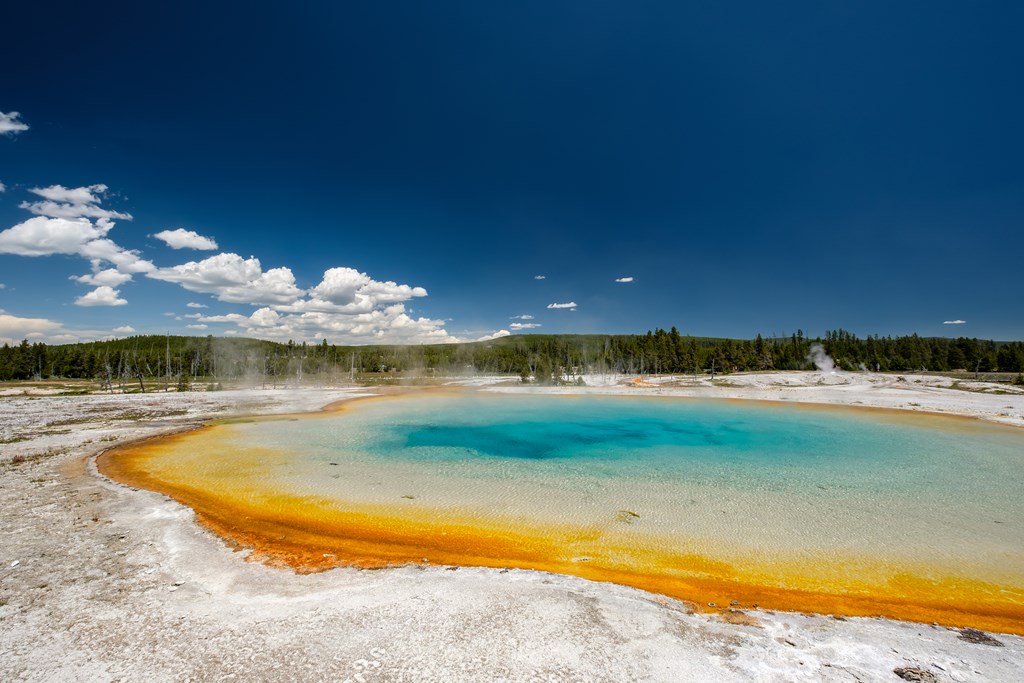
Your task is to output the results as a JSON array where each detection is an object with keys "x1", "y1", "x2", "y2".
[{"x1": 2, "y1": 1, "x2": 1022, "y2": 345}]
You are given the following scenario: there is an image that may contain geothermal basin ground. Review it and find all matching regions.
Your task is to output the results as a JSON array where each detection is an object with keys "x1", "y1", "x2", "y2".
[{"x1": 2, "y1": 371, "x2": 1024, "y2": 681}]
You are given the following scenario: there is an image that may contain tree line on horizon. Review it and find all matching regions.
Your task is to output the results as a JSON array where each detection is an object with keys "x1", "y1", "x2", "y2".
[{"x1": 1, "y1": 329, "x2": 1023, "y2": 386}]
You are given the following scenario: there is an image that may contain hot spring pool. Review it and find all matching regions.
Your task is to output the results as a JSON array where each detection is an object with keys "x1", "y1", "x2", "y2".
[{"x1": 100, "y1": 391, "x2": 1024, "y2": 633}]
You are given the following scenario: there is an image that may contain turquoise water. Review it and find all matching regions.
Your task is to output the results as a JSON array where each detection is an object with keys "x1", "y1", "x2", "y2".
[
  {"x1": 214, "y1": 393, "x2": 1024, "y2": 576},
  {"x1": 285, "y1": 393, "x2": 1021, "y2": 497}
]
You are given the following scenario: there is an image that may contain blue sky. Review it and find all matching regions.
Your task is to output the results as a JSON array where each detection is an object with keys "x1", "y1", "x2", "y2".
[{"x1": 2, "y1": 1, "x2": 1022, "y2": 345}]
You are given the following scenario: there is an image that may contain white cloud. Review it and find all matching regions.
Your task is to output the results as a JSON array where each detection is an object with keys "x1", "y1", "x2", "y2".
[
  {"x1": 186, "y1": 324, "x2": 208, "y2": 330},
  {"x1": 225, "y1": 267, "x2": 304, "y2": 305},
  {"x1": 150, "y1": 253, "x2": 304, "y2": 305},
  {"x1": 547, "y1": 302, "x2": 577, "y2": 310},
  {"x1": 186, "y1": 302, "x2": 208, "y2": 308},
  {"x1": 249, "y1": 307, "x2": 281, "y2": 327},
  {"x1": 75, "y1": 286, "x2": 128, "y2": 307},
  {"x1": 28, "y1": 184, "x2": 104, "y2": 204},
  {"x1": 0, "y1": 216, "x2": 108, "y2": 256},
  {"x1": 0, "y1": 111, "x2": 29, "y2": 135},
  {"x1": 0, "y1": 309, "x2": 127, "y2": 345},
  {"x1": 152, "y1": 252, "x2": 262, "y2": 289},
  {"x1": 0, "y1": 181, "x2": 6, "y2": 193},
  {"x1": 614, "y1": 276, "x2": 634, "y2": 283},
  {"x1": 153, "y1": 228, "x2": 218, "y2": 250},
  {"x1": 79, "y1": 239, "x2": 154, "y2": 274},
  {"x1": 199, "y1": 304, "x2": 461, "y2": 345},
  {"x1": 308, "y1": 267, "x2": 374, "y2": 304},
  {"x1": 0, "y1": 186, "x2": 150, "y2": 297},
  {"x1": 0, "y1": 311, "x2": 62, "y2": 343},
  {"x1": 510, "y1": 322, "x2": 542, "y2": 330},
  {"x1": 510, "y1": 314, "x2": 534, "y2": 320},
  {"x1": 309, "y1": 267, "x2": 426, "y2": 307},
  {"x1": 112, "y1": 325, "x2": 136, "y2": 334},
  {"x1": 943, "y1": 320, "x2": 966, "y2": 325},
  {"x1": 0, "y1": 283, "x2": 5, "y2": 289},
  {"x1": 476, "y1": 330, "x2": 511, "y2": 341},
  {"x1": 21, "y1": 184, "x2": 132, "y2": 221},
  {"x1": 0, "y1": 181, "x2": 461, "y2": 344},
  {"x1": 534, "y1": 275, "x2": 546, "y2": 280},
  {"x1": 195, "y1": 312, "x2": 250, "y2": 324},
  {"x1": 72, "y1": 268, "x2": 134, "y2": 287}
]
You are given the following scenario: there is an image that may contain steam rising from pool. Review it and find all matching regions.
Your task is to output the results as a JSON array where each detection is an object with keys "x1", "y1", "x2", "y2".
[{"x1": 807, "y1": 343, "x2": 836, "y2": 372}]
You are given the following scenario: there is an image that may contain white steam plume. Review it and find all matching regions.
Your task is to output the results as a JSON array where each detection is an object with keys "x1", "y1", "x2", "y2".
[{"x1": 807, "y1": 343, "x2": 836, "y2": 373}]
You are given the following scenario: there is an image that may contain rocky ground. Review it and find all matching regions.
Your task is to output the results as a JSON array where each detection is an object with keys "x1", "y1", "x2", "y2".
[{"x1": 1, "y1": 378, "x2": 1022, "y2": 682}]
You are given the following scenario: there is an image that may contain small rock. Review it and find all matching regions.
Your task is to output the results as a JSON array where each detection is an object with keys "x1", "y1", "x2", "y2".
[
  {"x1": 893, "y1": 666, "x2": 937, "y2": 682},
  {"x1": 10, "y1": 560, "x2": 20, "y2": 568},
  {"x1": 957, "y1": 628, "x2": 1003, "y2": 646}
]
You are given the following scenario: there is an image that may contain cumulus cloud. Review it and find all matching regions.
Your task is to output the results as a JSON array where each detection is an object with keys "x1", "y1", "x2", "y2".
[
  {"x1": 112, "y1": 325, "x2": 136, "y2": 334},
  {"x1": 80, "y1": 239, "x2": 154, "y2": 274},
  {"x1": 196, "y1": 312, "x2": 249, "y2": 324},
  {"x1": 476, "y1": 330, "x2": 511, "y2": 341},
  {"x1": 534, "y1": 275, "x2": 546, "y2": 280},
  {"x1": 0, "y1": 216, "x2": 109, "y2": 256},
  {"x1": 0, "y1": 184, "x2": 150, "y2": 306},
  {"x1": 615, "y1": 276, "x2": 634, "y2": 283},
  {"x1": 150, "y1": 253, "x2": 304, "y2": 305},
  {"x1": 186, "y1": 324, "x2": 208, "y2": 330},
  {"x1": 186, "y1": 302, "x2": 208, "y2": 308},
  {"x1": 943, "y1": 319, "x2": 966, "y2": 325},
  {"x1": 306, "y1": 267, "x2": 369, "y2": 305},
  {"x1": 75, "y1": 286, "x2": 128, "y2": 307},
  {"x1": 72, "y1": 268, "x2": 134, "y2": 287},
  {"x1": 510, "y1": 322, "x2": 542, "y2": 330},
  {"x1": 0, "y1": 309, "x2": 127, "y2": 345},
  {"x1": 0, "y1": 111, "x2": 29, "y2": 135},
  {"x1": 0, "y1": 181, "x2": 462, "y2": 344},
  {"x1": 153, "y1": 228, "x2": 218, "y2": 250},
  {"x1": 0, "y1": 311, "x2": 62, "y2": 343},
  {"x1": 0, "y1": 181, "x2": 6, "y2": 193},
  {"x1": 20, "y1": 184, "x2": 132, "y2": 222},
  {"x1": 308, "y1": 267, "x2": 427, "y2": 307},
  {"x1": 547, "y1": 302, "x2": 577, "y2": 310},
  {"x1": 510, "y1": 314, "x2": 534, "y2": 320},
  {"x1": 198, "y1": 303, "x2": 461, "y2": 345}
]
